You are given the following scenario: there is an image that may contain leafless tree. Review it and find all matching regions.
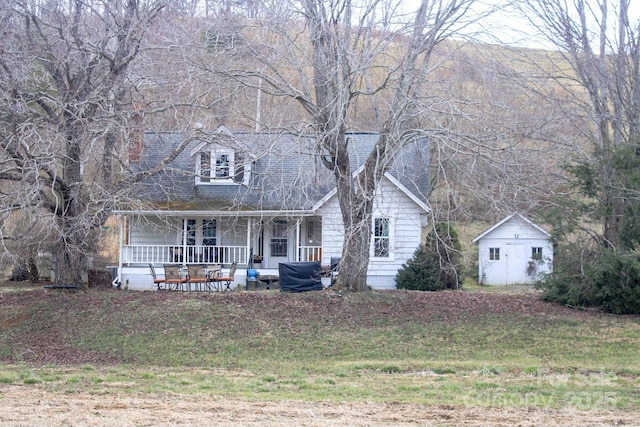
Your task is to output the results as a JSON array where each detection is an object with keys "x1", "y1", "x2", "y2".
[
  {"x1": 0, "y1": 0, "x2": 168, "y2": 288},
  {"x1": 516, "y1": 0, "x2": 640, "y2": 248},
  {"x1": 193, "y1": 0, "x2": 501, "y2": 291},
  {"x1": 409, "y1": 41, "x2": 573, "y2": 224}
]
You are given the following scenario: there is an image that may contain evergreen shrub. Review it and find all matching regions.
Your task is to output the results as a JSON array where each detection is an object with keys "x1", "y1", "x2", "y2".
[
  {"x1": 396, "y1": 245, "x2": 442, "y2": 291},
  {"x1": 396, "y1": 222, "x2": 463, "y2": 291},
  {"x1": 539, "y1": 247, "x2": 640, "y2": 314}
]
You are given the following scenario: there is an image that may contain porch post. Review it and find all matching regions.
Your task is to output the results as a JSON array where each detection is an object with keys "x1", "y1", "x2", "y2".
[
  {"x1": 117, "y1": 214, "x2": 124, "y2": 287},
  {"x1": 182, "y1": 218, "x2": 187, "y2": 267},
  {"x1": 295, "y1": 219, "x2": 301, "y2": 262},
  {"x1": 246, "y1": 217, "x2": 252, "y2": 266}
]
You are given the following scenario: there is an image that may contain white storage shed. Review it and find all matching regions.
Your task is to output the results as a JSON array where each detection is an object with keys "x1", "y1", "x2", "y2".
[{"x1": 472, "y1": 213, "x2": 553, "y2": 285}]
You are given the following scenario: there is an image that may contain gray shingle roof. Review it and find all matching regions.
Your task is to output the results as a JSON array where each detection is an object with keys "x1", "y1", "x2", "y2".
[{"x1": 130, "y1": 130, "x2": 429, "y2": 212}]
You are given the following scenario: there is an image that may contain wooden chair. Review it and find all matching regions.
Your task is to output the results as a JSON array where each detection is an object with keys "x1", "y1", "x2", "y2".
[
  {"x1": 149, "y1": 264, "x2": 166, "y2": 290},
  {"x1": 187, "y1": 264, "x2": 208, "y2": 292},
  {"x1": 164, "y1": 264, "x2": 187, "y2": 291},
  {"x1": 211, "y1": 262, "x2": 237, "y2": 291}
]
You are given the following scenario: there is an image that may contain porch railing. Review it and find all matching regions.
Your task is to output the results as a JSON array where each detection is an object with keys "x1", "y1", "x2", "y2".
[
  {"x1": 122, "y1": 245, "x2": 248, "y2": 265},
  {"x1": 298, "y1": 246, "x2": 322, "y2": 262}
]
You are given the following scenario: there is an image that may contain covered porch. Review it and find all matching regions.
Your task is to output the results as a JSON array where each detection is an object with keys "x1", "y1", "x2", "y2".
[{"x1": 113, "y1": 210, "x2": 325, "y2": 290}]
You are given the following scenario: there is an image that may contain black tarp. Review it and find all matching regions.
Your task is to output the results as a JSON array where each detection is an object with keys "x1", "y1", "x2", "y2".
[{"x1": 278, "y1": 261, "x2": 323, "y2": 293}]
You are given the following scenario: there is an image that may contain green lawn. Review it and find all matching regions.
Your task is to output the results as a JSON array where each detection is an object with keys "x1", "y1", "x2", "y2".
[{"x1": 0, "y1": 287, "x2": 638, "y2": 411}]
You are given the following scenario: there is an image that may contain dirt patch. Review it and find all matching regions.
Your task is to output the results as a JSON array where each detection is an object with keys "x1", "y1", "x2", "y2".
[{"x1": 0, "y1": 384, "x2": 635, "y2": 426}]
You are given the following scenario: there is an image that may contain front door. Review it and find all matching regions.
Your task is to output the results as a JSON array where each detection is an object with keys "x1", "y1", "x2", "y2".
[{"x1": 265, "y1": 219, "x2": 290, "y2": 268}]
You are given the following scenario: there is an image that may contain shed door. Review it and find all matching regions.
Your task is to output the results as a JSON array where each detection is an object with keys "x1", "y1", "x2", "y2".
[{"x1": 506, "y1": 243, "x2": 528, "y2": 285}]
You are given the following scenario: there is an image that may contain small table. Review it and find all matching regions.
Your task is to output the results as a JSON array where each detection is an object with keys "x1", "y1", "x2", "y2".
[{"x1": 257, "y1": 275, "x2": 279, "y2": 290}]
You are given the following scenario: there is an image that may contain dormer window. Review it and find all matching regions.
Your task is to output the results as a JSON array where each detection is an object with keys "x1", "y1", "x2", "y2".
[
  {"x1": 214, "y1": 153, "x2": 231, "y2": 178},
  {"x1": 197, "y1": 148, "x2": 239, "y2": 184},
  {"x1": 192, "y1": 126, "x2": 250, "y2": 186}
]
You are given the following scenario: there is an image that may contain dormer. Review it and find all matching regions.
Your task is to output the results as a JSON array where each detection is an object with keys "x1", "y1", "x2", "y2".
[{"x1": 191, "y1": 126, "x2": 251, "y2": 186}]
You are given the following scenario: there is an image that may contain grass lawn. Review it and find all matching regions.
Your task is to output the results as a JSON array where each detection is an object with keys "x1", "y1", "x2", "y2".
[{"x1": 0, "y1": 283, "x2": 638, "y2": 424}]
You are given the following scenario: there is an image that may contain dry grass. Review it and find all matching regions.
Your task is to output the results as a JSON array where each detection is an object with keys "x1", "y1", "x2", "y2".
[{"x1": 0, "y1": 383, "x2": 636, "y2": 426}]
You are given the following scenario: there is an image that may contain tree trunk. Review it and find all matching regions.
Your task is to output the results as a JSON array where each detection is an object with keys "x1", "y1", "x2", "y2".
[
  {"x1": 335, "y1": 173, "x2": 373, "y2": 292},
  {"x1": 55, "y1": 127, "x2": 90, "y2": 290},
  {"x1": 55, "y1": 228, "x2": 89, "y2": 289},
  {"x1": 218, "y1": 0, "x2": 479, "y2": 290}
]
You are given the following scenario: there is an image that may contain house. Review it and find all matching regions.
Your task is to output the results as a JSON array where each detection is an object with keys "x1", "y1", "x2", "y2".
[
  {"x1": 113, "y1": 126, "x2": 430, "y2": 290},
  {"x1": 472, "y1": 213, "x2": 553, "y2": 285}
]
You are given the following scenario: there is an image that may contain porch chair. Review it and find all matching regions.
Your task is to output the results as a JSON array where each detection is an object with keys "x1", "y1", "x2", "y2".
[
  {"x1": 187, "y1": 264, "x2": 208, "y2": 292},
  {"x1": 205, "y1": 264, "x2": 222, "y2": 291},
  {"x1": 211, "y1": 262, "x2": 237, "y2": 291},
  {"x1": 149, "y1": 264, "x2": 167, "y2": 290},
  {"x1": 163, "y1": 264, "x2": 187, "y2": 291}
]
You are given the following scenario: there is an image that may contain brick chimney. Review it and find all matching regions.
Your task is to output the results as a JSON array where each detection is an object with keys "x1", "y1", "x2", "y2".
[{"x1": 128, "y1": 104, "x2": 144, "y2": 163}]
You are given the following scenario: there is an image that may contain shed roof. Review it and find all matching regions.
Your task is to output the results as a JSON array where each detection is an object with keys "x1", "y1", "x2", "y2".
[{"x1": 472, "y1": 213, "x2": 550, "y2": 244}]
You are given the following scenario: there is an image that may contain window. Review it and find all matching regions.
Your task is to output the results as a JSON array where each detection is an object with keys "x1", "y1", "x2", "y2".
[
  {"x1": 214, "y1": 153, "x2": 231, "y2": 178},
  {"x1": 531, "y1": 247, "x2": 543, "y2": 260},
  {"x1": 203, "y1": 220, "x2": 217, "y2": 246},
  {"x1": 182, "y1": 219, "x2": 217, "y2": 246},
  {"x1": 200, "y1": 152, "x2": 211, "y2": 183},
  {"x1": 270, "y1": 220, "x2": 288, "y2": 257},
  {"x1": 373, "y1": 217, "x2": 390, "y2": 257},
  {"x1": 173, "y1": 219, "x2": 198, "y2": 263},
  {"x1": 184, "y1": 219, "x2": 196, "y2": 246},
  {"x1": 197, "y1": 149, "x2": 235, "y2": 183},
  {"x1": 178, "y1": 219, "x2": 220, "y2": 263},
  {"x1": 489, "y1": 247, "x2": 500, "y2": 261},
  {"x1": 306, "y1": 220, "x2": 321, "y2": 245}
]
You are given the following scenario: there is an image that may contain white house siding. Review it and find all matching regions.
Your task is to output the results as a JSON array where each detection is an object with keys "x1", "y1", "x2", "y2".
[
  {"x1": 318, "y1": 177, "x2": 426, "y2": 290},
  {"x1": 129, "y1": 216, "x2": 180, "y2": 245},
  {"x1": 476, "y1": 216, "x2": 553, "y2": 286},
  {"x1": 219, "y1": 218, "x2": 247, "y2": 246}
]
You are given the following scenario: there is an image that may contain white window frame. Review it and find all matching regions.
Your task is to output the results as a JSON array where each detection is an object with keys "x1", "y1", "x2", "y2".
[
  {"x1": 531, "y1": 247, "x2": 543, "y2": 261},
  {"x1": 196, "y1": 149, "x2": 236, "y2": 185},
  {"x1": 181, "y1": 218, "x2": 219, "y2": 247},
  {"x1": 270, "y1": 220, "x2": 288, "y2": 257},
  {"x1": 176, "y1": 218, "x2": 221, "y2": 263},
  {"x1": 489, "y1": 247, "x2": 500, "y2": 261},
  {"x1": 203, "y1": 219, "x2": 217, "y2": 247},
  {"x1": 371, "y1": 216, "x2": 394, "y2": 260}
]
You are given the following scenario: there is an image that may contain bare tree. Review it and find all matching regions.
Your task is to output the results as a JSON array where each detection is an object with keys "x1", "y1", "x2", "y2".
[
  {"x1": 408, "y1": 40, "x2": 573, "y2": 224},
  {"x1": 0, "y1": 0, "x2": 167, "y2": 288},
  {"x1": 516, "y1": 0, "x2": 640, "y2": 248},
  {"x1": 194, "y1": 0, "x2": 494, "y2": 291}
]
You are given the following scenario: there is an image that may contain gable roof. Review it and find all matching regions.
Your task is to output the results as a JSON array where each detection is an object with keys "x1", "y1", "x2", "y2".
[
  {"x1": 312, "y1": 166, "x2": 430, "y2": 213},
  {"x1": 472, "y1": 213, "x2": 551, "y2": 244},
  {"x1": 129, "y1": 129, "x2": 430, "y2": 213}
]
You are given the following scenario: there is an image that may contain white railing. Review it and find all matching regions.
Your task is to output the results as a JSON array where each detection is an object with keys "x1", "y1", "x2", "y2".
[
  {"x1": 298, "y1": 246, "x2": 322, "y2": 262},
  {"x1": 122, "y1": 245, "x2": 248, "y2": 265}
]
